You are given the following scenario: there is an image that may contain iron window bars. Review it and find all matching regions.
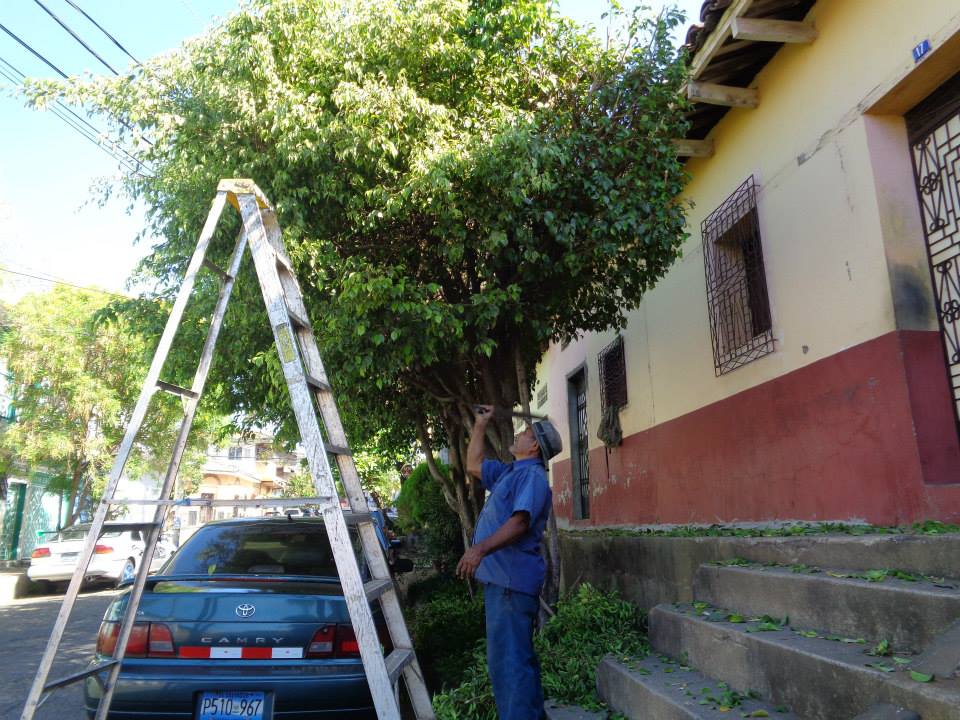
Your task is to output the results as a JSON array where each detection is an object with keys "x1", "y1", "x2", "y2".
[
  {"x1": 702, "y1": 175, "x2": 774, "y2": 375},
  {"x1": 598, "y1": 335, "x2": 627, "y2": 410}
]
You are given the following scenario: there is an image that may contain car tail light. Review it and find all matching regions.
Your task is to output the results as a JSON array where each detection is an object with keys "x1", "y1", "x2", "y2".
[
  {"x1": 31, "y1": 547, "x2": 50, "y2": 559},
  {"x1": 307, "y1": 626, "x2": 335, "y2": 658},
  {"x1": 96, "y1": 622, "x2": 170, "y2": 658},
  {"x1": 336, "y1": 624, "x2": 360, "y2": 658},
  {"x1": 94, "y1": 544, "x2": 114, "y2": 555},
  {"x1": 148, "y1": 623, "x2": 175, "y2": 657}
]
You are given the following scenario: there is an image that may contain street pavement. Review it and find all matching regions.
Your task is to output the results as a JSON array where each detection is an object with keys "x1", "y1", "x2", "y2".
[{"x1": 0, "y1": 587, "x2": 115, "y2": 720}]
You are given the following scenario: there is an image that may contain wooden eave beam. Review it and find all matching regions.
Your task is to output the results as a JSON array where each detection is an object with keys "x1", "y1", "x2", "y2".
[
  {"x1": 687, "y1": 81, "x2": 758, "y2": 108},
  {"x1": 689, "y1": 0, "x2": 757, "y2": 79},
  {"x1": 673, "y1": 139, "x2": 715, "y2": 158},
  {"x1": 731, "y1": 17, "x2": 817, "y2": 44}
]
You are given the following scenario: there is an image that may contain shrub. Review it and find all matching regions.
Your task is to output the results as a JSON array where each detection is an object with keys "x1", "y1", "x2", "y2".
[
  {"x1": 408, "y1": 575, "x2": 486, "y2": 691},
  {"x1": 432, "y1": 584, "x2": 648, "y2": 718},
  {"x1": 396, "y1": 460, "x2": 463, "y2": 570}
]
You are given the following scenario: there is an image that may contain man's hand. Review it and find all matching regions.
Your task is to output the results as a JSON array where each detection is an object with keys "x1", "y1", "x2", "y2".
[
  {"x1": 456, "y1": 545, "x2": 486, "y2": 580},
  {"x1": 473, "y1": 404, "x2": 494, "y2": 426}
]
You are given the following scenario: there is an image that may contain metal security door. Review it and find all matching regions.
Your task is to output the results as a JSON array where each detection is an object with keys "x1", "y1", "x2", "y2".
[
  {"x1": 567, "y1": 368, "x2": 590, "y2": 519},
  {"x1": 908, "y1": 72, "x2": 960, "y2": 437}
]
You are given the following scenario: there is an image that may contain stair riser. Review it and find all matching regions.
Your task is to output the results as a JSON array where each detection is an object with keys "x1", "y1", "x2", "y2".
[
  {"x1": 597, "y1": 659, "x2": 701, "y2": 720},
  {"x1": 694, "y1": 565, "x2": 960, "y2": 651},
  {"x1": 650, "y1": 607, "x2": 960, "y2": 720}
]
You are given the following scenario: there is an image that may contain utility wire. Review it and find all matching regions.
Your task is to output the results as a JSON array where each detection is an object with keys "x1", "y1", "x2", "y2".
[
  {"x1": 0, "y1": 54, "x2": 152, "y2": 175},
  {"x1": 62, "y1": 0, "x2": 141, "y2": 66},
  {"x1": 0, "y1": 266, "x2": 135, "y2": 300},
  {"x1": 0, "y1": 19, "x2": 67, "y2": 78},
  {"x1": 31, "y1": 0, "x2": 118, "y2": 75}
]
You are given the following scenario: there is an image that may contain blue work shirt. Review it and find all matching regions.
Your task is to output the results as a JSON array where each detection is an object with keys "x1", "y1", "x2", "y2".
[{"x1": 474, "y1": 458, "x2": 553, "y2": 597}]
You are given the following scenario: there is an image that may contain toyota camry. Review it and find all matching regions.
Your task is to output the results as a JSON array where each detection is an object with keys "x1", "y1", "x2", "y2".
[{"x1": 84, "y1": 517, "x2": 402, "y2": 719}]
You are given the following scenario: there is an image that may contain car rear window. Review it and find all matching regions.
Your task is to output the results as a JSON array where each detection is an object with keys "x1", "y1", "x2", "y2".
[
  {"x1": 165, "y1": 523, "x2": 352, "y2": 578},
  {"x1": 57, "y1": 526, "x2": 122, "y2": 541}
]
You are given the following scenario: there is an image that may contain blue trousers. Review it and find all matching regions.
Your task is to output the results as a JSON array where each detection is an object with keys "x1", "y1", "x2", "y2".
[{"x1": 484, "y1": 583, "x2": 546, "y2": 720}]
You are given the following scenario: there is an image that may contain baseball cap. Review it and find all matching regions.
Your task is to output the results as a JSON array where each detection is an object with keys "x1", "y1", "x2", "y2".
[{"x1": 532, "y1": 420, "x2": 563, "y2": 463}]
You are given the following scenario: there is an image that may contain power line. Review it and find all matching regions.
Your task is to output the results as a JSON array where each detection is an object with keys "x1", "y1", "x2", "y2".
[
  {"x1": 0, "y1": 265, "x2": 134, "y2": 300},
  {"x1": 62, "y1": 0, "x2": 141, "y2": 66},
  {"x1": 0, "y1": 54, "x2": 152, "y2": 175},
  {"x1": 0, "y1": 20, "x2": 67, "y2": 78},
  {"x1": 31, "y1": 0, "x2": 118, "y2": 75}
]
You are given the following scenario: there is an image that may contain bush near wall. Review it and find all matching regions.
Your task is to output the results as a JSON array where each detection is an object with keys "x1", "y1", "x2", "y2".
[
  {"x1": 396, "y1": 461, "x2": 463, "y2": 571},
  {"x1": 431, "y1": 584, "x2": 648, "y2": 719}
]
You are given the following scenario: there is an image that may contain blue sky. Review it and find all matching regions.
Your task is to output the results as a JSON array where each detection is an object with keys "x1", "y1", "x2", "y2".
[{"x1": 0, "y1": 0, "x2": 700, "y2": 302}]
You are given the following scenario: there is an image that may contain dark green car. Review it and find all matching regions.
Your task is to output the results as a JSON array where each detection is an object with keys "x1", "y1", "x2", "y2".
[{"x1": 85, "y1": 518, "x2": 393, "y2": 719}]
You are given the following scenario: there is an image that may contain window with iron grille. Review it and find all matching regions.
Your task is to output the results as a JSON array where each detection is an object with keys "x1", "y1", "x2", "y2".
[
  {"x1": 702, "y1": 176, "x2": 774, "y2": 375},
  {"x1": 598, "y1": 336, "x2": 627, "y2": 410},
  {"x1": 537, "y1": 385, "x2": 548, "y2": 408}
]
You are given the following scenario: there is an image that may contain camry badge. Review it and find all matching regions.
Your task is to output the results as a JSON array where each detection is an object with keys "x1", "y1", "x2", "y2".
[{"x1": 235, "y1": 603, "x2": 256, "y2": 618}]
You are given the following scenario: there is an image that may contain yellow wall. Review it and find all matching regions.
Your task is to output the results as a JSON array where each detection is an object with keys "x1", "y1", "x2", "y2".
[{"x1": 538, "y1": 0, "x2": 960, "y2": 467}]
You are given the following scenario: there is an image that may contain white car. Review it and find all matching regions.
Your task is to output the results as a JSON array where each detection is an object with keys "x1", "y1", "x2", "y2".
[{"x1": 27, "y1": 524, "x2": 175, "y2": 590}]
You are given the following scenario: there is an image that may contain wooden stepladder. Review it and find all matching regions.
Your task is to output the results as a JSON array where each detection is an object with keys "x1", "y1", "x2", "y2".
[{"x1": 20, "y1": 179, "x2": 434, "y2": 720}]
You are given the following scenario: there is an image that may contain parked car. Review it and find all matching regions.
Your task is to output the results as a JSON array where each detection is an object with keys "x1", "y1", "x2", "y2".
[
  {"x1": 27, "y1": 524, "x2": 175, "y2": 591},
  {"x1": 84, "y1": 517, "x2": 410, "y2": 719}
]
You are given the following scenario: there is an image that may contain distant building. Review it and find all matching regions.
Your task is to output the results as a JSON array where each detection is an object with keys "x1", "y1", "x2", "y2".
[
  {"x1": 172, "y1": 432, "x2": 304, "y2": 541},
  {"x1": 538, "y1": 0, "x2": 960, "y2": 528}
]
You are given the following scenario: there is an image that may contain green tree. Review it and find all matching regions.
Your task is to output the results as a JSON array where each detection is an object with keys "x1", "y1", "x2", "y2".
[
  {"x1": 0, "y1": 286, "x2": 217, "y2": 526},
  {"x1": 24, "y1": 0, "x2": 689, "y2": 539}
]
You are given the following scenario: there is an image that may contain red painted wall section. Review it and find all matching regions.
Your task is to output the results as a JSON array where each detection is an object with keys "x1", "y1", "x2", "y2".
[{"x1": 551, "y1": 330, "x2": 960, "y2": 527}]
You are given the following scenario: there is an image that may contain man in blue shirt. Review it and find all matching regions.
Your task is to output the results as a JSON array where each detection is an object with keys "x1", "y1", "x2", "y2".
[{"x1": 456, "y1": 405, "x2": 562, "y2": 720}]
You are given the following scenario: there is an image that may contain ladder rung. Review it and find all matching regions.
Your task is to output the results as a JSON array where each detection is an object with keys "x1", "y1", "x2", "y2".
[
  {"x1": 202, "y1": 258, "x2": 234, "y2": 282},
  {"x1": 306, "y1": 372, "x2": 331, "y2": 393},
  {"x1": 102, "y1": 521, "x2": 162, "y2": 534},
  {"x1": 274, "y1": 250, "x2": 295, "y2": 274},
  {"x1": 363, "y1": 577, "x2": 394, "y2": 602},
  {"x1": 156, "y1": 380, "x2": 198, "y2": 399},
  {"x1": 287, "y1": 305, "x2": 311, "y2": 330},
  {"x1": 384, "y1": 648, "x2": 415, "y2": 685},
  {"x1": 325, "y1": 444, "x2": 352, "y2": 457},
  {"x1": 44, "y1": 659, "x2": 119, "y2": 692},
  {"x1": 343, "y1": 511, "x2": 373, "y2": 525}
]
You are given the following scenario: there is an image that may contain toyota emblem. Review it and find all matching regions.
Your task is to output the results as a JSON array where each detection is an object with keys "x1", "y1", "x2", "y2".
[{"x1": 235, "y1": 603, "x2": 256, "y2": 618}]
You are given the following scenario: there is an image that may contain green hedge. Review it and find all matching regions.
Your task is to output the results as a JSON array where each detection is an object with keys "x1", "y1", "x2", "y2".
[{"x1": 432, "y1": 584, "x2": 648, "y2": 719}]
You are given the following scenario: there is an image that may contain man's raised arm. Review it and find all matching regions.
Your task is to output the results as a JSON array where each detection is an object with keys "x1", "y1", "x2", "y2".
[{"x1": 466, "y1": 404, "x2": 493, "y2": 480}]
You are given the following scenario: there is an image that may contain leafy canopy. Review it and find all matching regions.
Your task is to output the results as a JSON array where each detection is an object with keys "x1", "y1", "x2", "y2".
[
  {"x1": 24, "y1": 0, "x2": 690, "y2": 532},
  {"x1": 1, "y1": 287, "x2": 219, "y2": 524}
]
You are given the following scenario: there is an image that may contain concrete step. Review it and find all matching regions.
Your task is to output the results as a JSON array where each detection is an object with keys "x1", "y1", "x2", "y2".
[
  {"x1": 693, "y1": 563, "x2": 960, "y2": 652},
  {"x1": 544, "y1": 699, "x2": 605, "y2": 720},
  {"x1": 597, "y1": 653, "x2": 800, "y2": 719},
  {"x1": 649, "y1": 604, "x2": 960, "y2": 720}
]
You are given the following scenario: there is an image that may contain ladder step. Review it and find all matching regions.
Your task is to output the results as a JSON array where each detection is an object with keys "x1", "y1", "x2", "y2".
[
  {"x1": 384, "y1": 648, "x2": 415, "y2": 685},
  {"x1": 102, "y1": 521, "x2": 163, "y2": 534},
  {"x1": 156, "y1": 380, "x2": 198, "y2": 399},
  {"x1": 202, "y1": 258, "x2": 234, "y2": 282},
  {"x1": 363, "y1": 577, "x2": 394, "y2": 602},
  {"x1": 325, "y1": 444, "x2": 352, "y2": 457},
  {"x1": 274, "y1": 250, "x2": 295, "y2": 274},
  {"x1": 287, "y1": 305, "x2": 311, "y2": 330},
  {"x1": 44, "y1": 659, "x2": 119, "y2": 692},
  {"x1": 343, "y1": 511, "x2": 374, "y2": 525},
  {"x1": 306, "y1": 372, "x2": 331, "y2": 393}
]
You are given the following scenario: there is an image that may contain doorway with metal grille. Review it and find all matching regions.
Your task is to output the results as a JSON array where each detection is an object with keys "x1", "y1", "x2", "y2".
[
  {"x1": 907, "y1": 71, "x2": 960, "y2": 439},
  {"x1": 567, "y1": 367, "x2": 590, "y2": 519}
]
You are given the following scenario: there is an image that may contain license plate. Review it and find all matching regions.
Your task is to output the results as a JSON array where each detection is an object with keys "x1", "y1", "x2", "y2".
[
  {"x1": 61, "y1": 552, "x2": 79, "y2": 560},
  {"x1": 196, "y1": 691, "x2": 268, "y2": 720}
]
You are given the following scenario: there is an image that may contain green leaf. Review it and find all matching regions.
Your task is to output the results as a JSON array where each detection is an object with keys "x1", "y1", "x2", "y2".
[{"x1": 910, "y1": 671, "x2": 934, "y2": 683}]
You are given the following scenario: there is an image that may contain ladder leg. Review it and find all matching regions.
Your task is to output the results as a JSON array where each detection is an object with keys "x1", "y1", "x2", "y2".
[
  {"x1": 19, "y1": 191, "x2": 229, "y2": 720},
  {"x1": 95, "y1": 228, "x2": 247, "y2": 720},
  {"x1": 241, "y1": 197, "x2": 404, "y2": 720}
]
